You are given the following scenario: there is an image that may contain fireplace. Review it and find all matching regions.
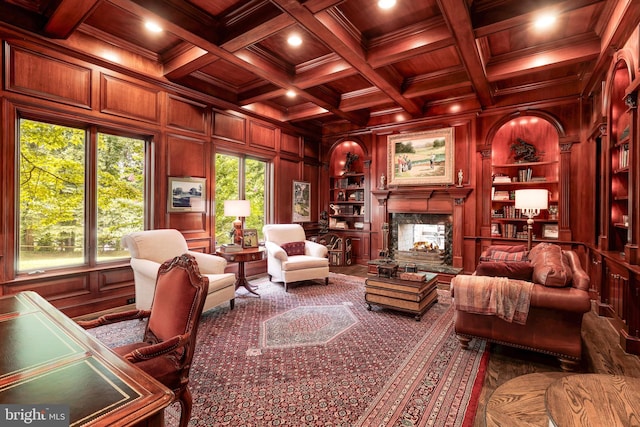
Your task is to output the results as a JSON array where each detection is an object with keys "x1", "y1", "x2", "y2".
[
  {"x1": 390, "y1": 213, "x2": 456, "y2": 273},
  {"x1": 372, "y1": 187, "x2": 471, "y2": 275}
]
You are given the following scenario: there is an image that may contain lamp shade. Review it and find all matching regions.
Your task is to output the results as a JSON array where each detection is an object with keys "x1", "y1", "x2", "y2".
[
  {"x1": 514, "y1": 189, "x2": 548, "y2": 210},
  {"x1": 224, "y1": 199, "x2": 251, "y2": 217}
]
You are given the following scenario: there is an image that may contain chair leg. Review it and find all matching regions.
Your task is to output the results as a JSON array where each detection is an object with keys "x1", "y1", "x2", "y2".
[
  {"x1": 325, "y1": 277, "x2": 329, "y2": 286},
  {"x1": 284, "y1": 282, "x2": 288, "y2": 292},
  {"x1": 177, "y1": 387, "x2": 193, "y2": 427},
  {"x1": 230, "y1": 298, "x2": 235, "y2": 310}
]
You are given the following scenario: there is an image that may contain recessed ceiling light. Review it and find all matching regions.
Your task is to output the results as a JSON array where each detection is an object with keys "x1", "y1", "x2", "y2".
[
  {"x1": 144, "y1": 21, "x2": 163, "y2": 33},
  {"x1": 288, "y1": 34, "x2": 302, "y2": 47},
  {"x1": 534, "y1": 13, "x2": 556, "y2": 29},
  {"x1": 378, "y1": 0, "x2": 396, "y2": 9},
  {"x1": 286, "y1": 90, "x2": 296, "y2": 98}
]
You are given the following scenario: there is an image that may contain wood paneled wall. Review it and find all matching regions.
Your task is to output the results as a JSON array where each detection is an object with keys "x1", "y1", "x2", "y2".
[{"x1": 0, "y1": 36, "x2": 321, "y2": 317}]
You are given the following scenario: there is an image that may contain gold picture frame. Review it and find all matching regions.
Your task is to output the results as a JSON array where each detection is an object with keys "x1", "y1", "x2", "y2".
[{"x1": 387, "y1": 128, "x2": 455, "y2": 186}]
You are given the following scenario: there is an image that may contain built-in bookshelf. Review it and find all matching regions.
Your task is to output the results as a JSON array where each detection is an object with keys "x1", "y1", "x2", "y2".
[{"x1": 490, "y1": 119, "x2": 560, "y2": 242}]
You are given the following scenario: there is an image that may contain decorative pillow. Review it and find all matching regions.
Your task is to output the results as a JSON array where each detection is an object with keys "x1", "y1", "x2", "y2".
[
  {"x1": 529, "y1": 243, "x2": 572, "y2": 287},
  {"x1": 475, "y1": 261, "x2": 533, "y2": 281},
  {"x1": 480, "y1": 250, "x2": 528, "y2": 262},
  {"x1": 280, "y1": 241, "x2": 306, "y2": 256},
  {"x1": 485, "y1": 245, "x2": 527, "y2": 254}
]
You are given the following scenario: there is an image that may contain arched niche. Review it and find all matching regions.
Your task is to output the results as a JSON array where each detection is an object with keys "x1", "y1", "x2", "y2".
[{"x1": 328, "y1": 138, "x2": 368, "y2": 176}]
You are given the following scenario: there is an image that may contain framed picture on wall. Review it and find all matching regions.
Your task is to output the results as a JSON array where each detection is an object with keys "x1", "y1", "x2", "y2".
[
  {"x1": 167, "y1": 177, "x2": 206, "y2": 212},
  {"x1": 387, "y1": 127, "x2": 455, "y2": 186},
  {"x1": 293, "y1": 181, "x2": 311, "y2": 222},
  {"x1": 542, "y1": 223, "x2": 559, "y2": 239}
]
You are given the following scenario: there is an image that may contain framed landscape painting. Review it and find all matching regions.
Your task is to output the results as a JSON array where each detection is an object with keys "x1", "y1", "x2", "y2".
[
  {"x1": 387, "y1": 128, "x2": 455, "y2": 186},
  {"x1": 167, "y1": 177, "x2": 206, "y2": 212}
]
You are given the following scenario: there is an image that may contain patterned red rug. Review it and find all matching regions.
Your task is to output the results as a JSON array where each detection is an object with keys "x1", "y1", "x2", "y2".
[{"x1": 88, "y1": 273, "x2": 488, "y2": 426}]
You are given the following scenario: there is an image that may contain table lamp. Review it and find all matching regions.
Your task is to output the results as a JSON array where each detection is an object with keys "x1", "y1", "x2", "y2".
[
  {"x1": 224, "y1": 200, "x2": 250, "y2": 245},
  {"x1": 514, "y1": 189, "x2": 548, "y2": 251}
]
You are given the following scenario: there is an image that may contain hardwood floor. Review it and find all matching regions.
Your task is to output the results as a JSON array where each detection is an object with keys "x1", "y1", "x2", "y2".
[{"x1": 331, "y1": 265, "x2": 640, "y2": 426}]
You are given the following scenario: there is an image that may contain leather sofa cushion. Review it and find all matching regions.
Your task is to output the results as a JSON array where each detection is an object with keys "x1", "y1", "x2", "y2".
[
  {"x1": 475, "y1": 261, "x2": 533, "y2": 280},
  {"x1": 281, "y1": 241, "x2": 305, "y2": 256},
  {"x1": 529, "y1": 243, "x2": 573, "y2": 287}
]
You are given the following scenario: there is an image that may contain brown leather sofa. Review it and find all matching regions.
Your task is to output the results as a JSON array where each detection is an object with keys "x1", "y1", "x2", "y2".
[{"x1": 451, "y1": 243, "x2": 591, "y2": 371}]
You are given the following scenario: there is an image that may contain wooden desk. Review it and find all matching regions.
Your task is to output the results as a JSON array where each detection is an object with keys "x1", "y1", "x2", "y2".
[
  {"x1": 0, "y1": 291, "x2": 173, "y2": 426},
  {"x1": 216, "y1": 247, "x2": 266, "y2": 296}
]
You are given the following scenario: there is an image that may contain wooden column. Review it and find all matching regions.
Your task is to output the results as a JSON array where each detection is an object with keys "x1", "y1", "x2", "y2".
[
  {"x1": 624, "y1": 92, "x2": 639, "y2": 265},
  {"x1": 558, "y1": 141, "x2": 574, "y2": 241}
]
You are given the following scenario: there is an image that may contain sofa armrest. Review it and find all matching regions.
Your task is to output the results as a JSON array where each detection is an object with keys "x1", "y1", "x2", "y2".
[
  {"x1": 188, "y1": 251, "x2": 227, "y2": 274},
  {"x1": 305, "y1": 240, "x2": 328, "y2": 258},
  {"x1": 530, "y1": 284, "x2": 591, "y2": 313},
  {"x1": 264, "y1": 241, "x2": 288, "y2": 261},
  {"x1": 563, "y1": 251, "x2": 590, "y2": 292}
]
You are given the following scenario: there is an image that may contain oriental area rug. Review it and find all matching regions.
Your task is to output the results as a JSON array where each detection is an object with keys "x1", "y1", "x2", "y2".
[{"x1": 88, "y1": 273, "x2": 489, "y2": 426}]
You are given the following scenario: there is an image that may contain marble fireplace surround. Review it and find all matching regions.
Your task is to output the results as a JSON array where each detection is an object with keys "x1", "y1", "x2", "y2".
[{"x1": 372, "y1": 187, "x2": 472, "y2": 273}]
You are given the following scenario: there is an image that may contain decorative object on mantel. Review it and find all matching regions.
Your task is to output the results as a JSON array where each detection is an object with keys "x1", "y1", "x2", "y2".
[
  {"x1": 379, "y1": 174, "x2": 386, "y2": 190},
  {"x1": 510, "y1": 138, "x2": 544, "y2": 163},
  {"x1": 457, "y1": 169, "x2": 463, "y2": 187}
]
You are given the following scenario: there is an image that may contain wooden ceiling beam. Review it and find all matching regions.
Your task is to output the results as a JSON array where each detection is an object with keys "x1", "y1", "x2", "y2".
[
  {"x1": 109, "y1": 0, "x2": 367, "y2": 125},
  {"x1": 437, "y1": 0, "x2": 494, "y2": 107},
  {"x1": 271, "y1": 0, "x2": 422, "y2": 116},
  {"x1": 43, "y1": 0, "x2": 101, "y2": 38},
  {"x1": 486, "y1": 37, "x2": 601, "y2": 81},
  {"x1": 367, "y1": 20, "x2": 453, "y2": 68},
  {"x1": 403, "y1": 69, "x2": 472, "y2": 98},
  {"x1": 472, "y1": 0, "x2": 604, "y2": 38},
  {"x1": 163, "y1": 46, "x2": 217, "y2": 79}
]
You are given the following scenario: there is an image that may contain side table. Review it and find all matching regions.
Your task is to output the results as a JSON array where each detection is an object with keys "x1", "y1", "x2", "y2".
[{"x1": 216, "y1": 247, "x2": 266, "y2": 296}]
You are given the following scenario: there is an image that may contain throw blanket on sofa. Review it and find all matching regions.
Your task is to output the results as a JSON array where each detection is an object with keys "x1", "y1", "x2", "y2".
[{"x1": 452, "y1": 275, "x2": 534, "y2": 324}]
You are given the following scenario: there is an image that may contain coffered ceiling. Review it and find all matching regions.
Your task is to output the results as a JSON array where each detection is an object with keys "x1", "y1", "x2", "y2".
[{"x1": 1, "y1": 0, "x2": 639, "y2": 133}]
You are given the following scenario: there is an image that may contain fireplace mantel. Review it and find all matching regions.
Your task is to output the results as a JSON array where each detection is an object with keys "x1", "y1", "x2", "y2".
[{"x1": 372, "y1": 187, "x2": 472, "y2": 213}]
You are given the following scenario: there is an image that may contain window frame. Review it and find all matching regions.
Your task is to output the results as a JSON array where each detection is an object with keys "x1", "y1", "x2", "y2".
[
  {"x1": 214, "y1": 150, "x2": 273, "y2": 245},
  {"x1": 13, "y1": 110, "x2": 154, "y2": 275}
]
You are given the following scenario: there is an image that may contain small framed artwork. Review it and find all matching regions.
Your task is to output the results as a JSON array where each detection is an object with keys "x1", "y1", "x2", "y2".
[
  {"x1": 293, "y1": 181, "x2": 311, "y2": 222},
  {"x1": 168, "y1": 177, "x2": 206, "y2": 212},
  {"x1": 242, "y1": 229, "x2": 259, "y2": 248},
  {"x1": 490, "y1": 222, "x2": 501, "y2": 237},
  {"x1": 542, "y1": 223, "x2": 559, "y2": 239}
]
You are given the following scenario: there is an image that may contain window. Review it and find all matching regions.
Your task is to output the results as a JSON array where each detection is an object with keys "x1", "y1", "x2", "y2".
[
  {"x1": 18, "y1": 118, "x2": 146, "y2": 272},
  {"x1": 215, "y1": 153, "x2": 268, "y2": 246}
]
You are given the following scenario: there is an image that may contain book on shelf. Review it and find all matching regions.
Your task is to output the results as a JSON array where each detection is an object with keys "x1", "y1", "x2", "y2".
[
  {"x1": 493, "y1": 175, "x2": 512, "y2": 183},
  {"x1": 492, "y1": 189, "x2": 510, "y2": 200}
]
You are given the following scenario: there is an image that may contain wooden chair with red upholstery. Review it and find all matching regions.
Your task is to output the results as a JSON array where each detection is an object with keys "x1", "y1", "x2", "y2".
[{"x1": 78, "y1": 253, "x2": 209, "y2": 427}]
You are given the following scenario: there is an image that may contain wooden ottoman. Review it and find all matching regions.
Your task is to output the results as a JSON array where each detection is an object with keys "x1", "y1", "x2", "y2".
[{"x1": 365, "y1": 273, "x2": 438, "y2": 321}]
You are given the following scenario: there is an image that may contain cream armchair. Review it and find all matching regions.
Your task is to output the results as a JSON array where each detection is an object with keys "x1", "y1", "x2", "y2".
[
  {"x1": 122, "y1": 229, "x2": 236, "y2": 312},
  {"x1": 263, "y1": 224, "x2": 329, "y2": 292}
]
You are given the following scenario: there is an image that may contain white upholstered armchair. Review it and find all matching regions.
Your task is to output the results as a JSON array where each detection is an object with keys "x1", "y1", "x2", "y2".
[
  {"x1": 262, "y1": 224, "x2": 329, "y2": 292},
  {"x1": 122, "y1": 229, "x2": 236, "y2": 312}
]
